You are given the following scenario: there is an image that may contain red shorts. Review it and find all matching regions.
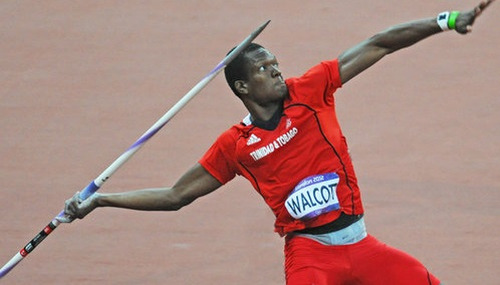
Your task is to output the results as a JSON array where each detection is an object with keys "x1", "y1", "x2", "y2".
[{"x1": 284, "y1": 234, "x2": 440, "y2": 285}]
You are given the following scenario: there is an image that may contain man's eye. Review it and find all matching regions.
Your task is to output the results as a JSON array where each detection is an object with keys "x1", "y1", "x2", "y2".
[{"x1": 259, "y1": 66, "x2": 266, "y2": 72}]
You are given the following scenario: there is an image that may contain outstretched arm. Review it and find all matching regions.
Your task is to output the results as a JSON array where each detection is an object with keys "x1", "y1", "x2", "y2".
[
  {"x1": 338, "y1": 0, "x2": 494, "y2": 84},
  {"x1": 59, "y1": 163, "x2": 223, "y2": 221}
]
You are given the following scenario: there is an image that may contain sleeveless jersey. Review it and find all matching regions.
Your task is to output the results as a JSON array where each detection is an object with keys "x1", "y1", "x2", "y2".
[{"x1": 199, "y1": 59, "x2": 364, "y2": 236}]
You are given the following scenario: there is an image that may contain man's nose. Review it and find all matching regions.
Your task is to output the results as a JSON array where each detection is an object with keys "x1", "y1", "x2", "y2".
[{"x1": 271, "y1": 65, "x2": 282, "y2": 77}]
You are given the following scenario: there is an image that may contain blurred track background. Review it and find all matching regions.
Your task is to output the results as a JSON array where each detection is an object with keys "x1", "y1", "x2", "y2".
[{"x1": 1, "y1": 1, "x2": 498, "y2": 284}]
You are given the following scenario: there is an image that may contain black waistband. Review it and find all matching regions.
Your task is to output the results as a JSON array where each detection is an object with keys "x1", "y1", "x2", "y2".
[{"x1": 295, "y1": 213, "x2": 364, "y2": 235}]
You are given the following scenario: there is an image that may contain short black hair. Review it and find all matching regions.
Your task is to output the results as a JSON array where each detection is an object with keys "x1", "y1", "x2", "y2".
[{"x1": 224, "y1": 43, "x2": 264, "y2": 97}]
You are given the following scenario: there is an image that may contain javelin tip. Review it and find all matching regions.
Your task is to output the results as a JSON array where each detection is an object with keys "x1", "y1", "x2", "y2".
[{"x1": 254, "y1": 20, "x2": 271, "y2": 35}]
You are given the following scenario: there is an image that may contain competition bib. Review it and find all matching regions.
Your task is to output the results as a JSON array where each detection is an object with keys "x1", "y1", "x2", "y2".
[{"x1": 285, "y1": 173, "x2": 340, "y2": 220}]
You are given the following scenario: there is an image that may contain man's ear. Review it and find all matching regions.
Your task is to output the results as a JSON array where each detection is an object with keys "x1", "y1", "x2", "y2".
[{"x1": 235, "y1": 80, "x2": 248, "y2": 95}]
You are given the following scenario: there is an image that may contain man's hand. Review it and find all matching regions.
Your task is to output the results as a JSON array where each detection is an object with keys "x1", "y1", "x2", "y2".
[
  {"x1": 456, "y1": 0, "x2": 495, "y2": 34},
  {"x1": 56, "y1": 192, "x2": 100, "y2": 223}
]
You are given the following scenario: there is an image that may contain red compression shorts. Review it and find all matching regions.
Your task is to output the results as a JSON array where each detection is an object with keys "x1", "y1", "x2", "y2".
[{"x1": 284, "y1": 234, "x2": 440, "y2": 285}]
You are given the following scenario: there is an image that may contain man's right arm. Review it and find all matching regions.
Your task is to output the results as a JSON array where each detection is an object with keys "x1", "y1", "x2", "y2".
[{"x1": 60, "y1": 163, "x2": 223, "y2": 222}]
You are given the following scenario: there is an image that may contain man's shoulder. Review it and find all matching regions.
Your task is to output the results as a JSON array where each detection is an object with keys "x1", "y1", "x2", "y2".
[{"x1": 218, "y1": 118, "x2": 252, "y2": 139}]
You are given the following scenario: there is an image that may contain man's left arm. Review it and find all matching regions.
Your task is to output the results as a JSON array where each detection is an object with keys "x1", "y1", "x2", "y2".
[{"x1": 338, "y1": 0, "x2": 494, "y2": 85}]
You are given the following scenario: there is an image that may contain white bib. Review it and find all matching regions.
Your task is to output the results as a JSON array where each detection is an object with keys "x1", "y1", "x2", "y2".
[{"x1": 285, "y1": 173, "x2": 340, "y2": 220}]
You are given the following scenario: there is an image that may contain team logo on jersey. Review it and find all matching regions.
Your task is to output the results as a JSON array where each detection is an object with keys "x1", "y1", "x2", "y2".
[
  {"x1": 246, "y1": 134, "x2": 261, "y2": 146},
  {"x1": 249, "y1": 127, "x2": 299, "y2": 161},
  {"x1": 286, "y1": 118, "x2": 292, "y2": 129}
]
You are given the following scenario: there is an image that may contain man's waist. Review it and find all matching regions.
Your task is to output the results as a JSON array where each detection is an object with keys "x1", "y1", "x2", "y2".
[{"x1": 294, "y1": 212, "x2": 364, "y2": 235}]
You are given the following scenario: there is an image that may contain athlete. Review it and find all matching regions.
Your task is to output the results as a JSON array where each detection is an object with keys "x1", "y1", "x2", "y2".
[{"x1": 59, "y1": 1, "x2": 494, "y2": 284}]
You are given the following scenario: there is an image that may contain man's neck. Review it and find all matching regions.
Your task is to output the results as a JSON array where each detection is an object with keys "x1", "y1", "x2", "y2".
[{"x1": 248, "y1": 102, "x2": 284, "y2": 131}]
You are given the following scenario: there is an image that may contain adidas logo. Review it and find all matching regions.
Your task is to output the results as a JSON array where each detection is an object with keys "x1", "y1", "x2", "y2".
[{"x1": 246, "y1": 134, "x2": 261, "y2": 146}]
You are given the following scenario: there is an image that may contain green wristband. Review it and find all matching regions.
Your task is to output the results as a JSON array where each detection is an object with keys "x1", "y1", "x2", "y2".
[{"x1": 448, "y1": 11, "x2": 460, "y2": 30}]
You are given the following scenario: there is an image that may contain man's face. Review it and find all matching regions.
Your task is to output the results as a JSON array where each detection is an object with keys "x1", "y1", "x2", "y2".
[{"x1": 241, "y1": 47, "x2": 288, "y2": 105}]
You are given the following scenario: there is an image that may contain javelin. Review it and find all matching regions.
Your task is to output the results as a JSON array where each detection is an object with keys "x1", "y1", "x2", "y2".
[{"x1": 0, "y1": 19, "x2": 270, "y2": 279}]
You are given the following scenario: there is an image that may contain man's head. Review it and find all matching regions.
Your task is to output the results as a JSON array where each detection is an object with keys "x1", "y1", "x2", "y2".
[
  {"x1": 224, "y1": 43, "x2": 287, "y2": 105},
  {"x1": 224, "y1": 43, "x2": 264, "y2": 97}
]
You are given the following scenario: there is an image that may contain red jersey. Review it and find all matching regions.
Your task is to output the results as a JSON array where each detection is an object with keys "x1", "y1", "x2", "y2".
[{"x1": 199, "y1": 59, "x2": 363, "y2": 236}]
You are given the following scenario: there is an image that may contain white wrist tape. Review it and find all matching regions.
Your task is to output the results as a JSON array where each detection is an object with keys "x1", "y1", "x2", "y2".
[{"x1": 437, "y1": 11, "x2": 451, "y2": 31}]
